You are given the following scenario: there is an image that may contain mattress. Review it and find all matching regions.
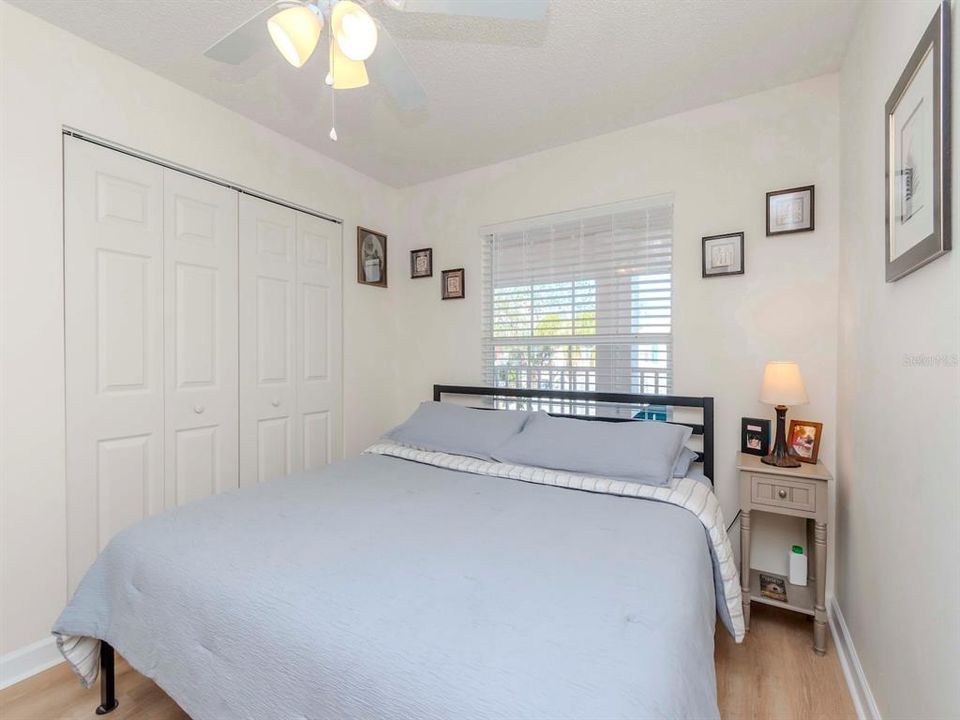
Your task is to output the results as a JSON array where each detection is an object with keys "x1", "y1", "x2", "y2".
[{"x1": 54, "y1": 448, "x2": 741, "y2": 719}]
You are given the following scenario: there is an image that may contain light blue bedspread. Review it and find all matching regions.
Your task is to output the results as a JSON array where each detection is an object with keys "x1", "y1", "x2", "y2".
[{"x1": 55, "y1": 453, "x2": 724, "y2": 719}]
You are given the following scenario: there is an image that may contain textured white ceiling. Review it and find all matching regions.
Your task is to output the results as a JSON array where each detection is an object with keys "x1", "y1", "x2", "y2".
[{"x1": 10, "y1": 0, "x2": 861, "y2": 186}]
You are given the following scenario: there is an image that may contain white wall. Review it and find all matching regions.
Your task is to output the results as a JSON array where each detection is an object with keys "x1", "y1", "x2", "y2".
[
  {"x1": 0, "y1": 1, "x2": 405, "y2": 661},
  {"x1": 838, "y1": 1, "x2": 960, "y2": 717},
  {"x1": 394, "y1": 75, "x2": 840, "y2": 575}
]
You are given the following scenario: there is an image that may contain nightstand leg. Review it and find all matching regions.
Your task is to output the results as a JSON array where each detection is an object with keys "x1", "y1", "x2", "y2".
[
  {"x1": 740, "y1": 510, "x2": 751, "y2": 632},
  {"x1": 813, "y1": 521, "x2": 827, "y2": 655}
]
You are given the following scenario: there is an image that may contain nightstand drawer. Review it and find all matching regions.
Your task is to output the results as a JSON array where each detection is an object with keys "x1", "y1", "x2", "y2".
[{"x1": 750, "y1": 474, "x2": 817, "y2": 513}]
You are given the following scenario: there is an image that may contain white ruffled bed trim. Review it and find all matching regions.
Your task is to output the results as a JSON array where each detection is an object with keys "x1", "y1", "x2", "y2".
[{"x1": 54, "y1": 633, "x2": 100, "y2": 687}]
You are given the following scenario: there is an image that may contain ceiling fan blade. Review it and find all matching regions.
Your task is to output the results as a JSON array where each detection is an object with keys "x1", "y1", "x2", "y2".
[
  {"x1": 204, "y1": 2, "x2": 281, "y2": 65},
  {"x1": 366, "y1": 24, "x2": 428, "y2": 112},
  {"x1": 391, "y1": 0, "x2": 548, "y2": 21}
]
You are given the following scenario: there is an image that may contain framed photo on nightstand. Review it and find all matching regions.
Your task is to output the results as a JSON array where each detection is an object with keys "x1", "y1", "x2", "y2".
[
  {"x1": 741, "y1": 417, "x2": 771, "y2": 456},
  {"x1": 788, "y1": 420, "x2": 823, "y2": 463}
]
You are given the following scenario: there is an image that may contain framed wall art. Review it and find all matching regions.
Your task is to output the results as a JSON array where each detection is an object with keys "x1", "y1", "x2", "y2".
[
  {"x1": 766, "y1": 185, "x2": 815, "y2": 235},
  {"x1": 885, "y1": 1, "x2": 951, "y2": 282},
  {"x1": 441, "y1": 268, "x2": 465, "y2": 299},
  {"x1": 702, "y1": 232, "x2": 744, "y2": 278},
  {"x1": 357, "y1": 227, "x2": 388, "y2": 287},
  {"x1": 410, "y1": 248, "x2": 433, "y2": 278}
]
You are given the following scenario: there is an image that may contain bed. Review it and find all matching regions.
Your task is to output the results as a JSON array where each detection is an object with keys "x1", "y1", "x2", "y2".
[{"x1": 54, "y1": 385, "x2": 744, "y2": 719}]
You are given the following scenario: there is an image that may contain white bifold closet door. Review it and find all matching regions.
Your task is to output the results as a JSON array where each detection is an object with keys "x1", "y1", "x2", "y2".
[
  {"x1": 239, "y1": 194, "x2": 342, "y2": 486},
  {"x1": 162, "y1": 170, "x2": 239, "y2": 508},
  {"x1": 65, "y1": 139, "x2": 166, "y2": 593},
  {"x1": 65, "y1": 138, "x2": 342, "y2": 591},
  {"x1": 65, "y1": 138, "x2": 239, "y2": 592}
]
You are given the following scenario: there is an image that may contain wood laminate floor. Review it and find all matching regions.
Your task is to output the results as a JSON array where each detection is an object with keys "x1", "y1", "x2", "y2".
[{"x1": 1, "y1": 604, "x2": 855, "y2": 720}]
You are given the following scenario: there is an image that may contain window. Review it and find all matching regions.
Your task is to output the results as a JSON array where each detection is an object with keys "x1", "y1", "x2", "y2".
[{"x1": 481, "y1": 196, "x2": 673, "y2": 403}]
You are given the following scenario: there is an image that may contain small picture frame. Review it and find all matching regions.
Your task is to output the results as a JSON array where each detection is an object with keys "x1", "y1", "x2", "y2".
[
  {"x1": 410, "y1": 248, "x2": 433, "y2": 279},
  {"x1": 441, "y1": 268, "x2": 465, "y2": 299},
  {"x1": 702, "y1": 232, "x2": 744, "y2": 278},
  {"x1": 787, "y1": 420, "x2": 823, "y2": 464},
  {"x1": 884, "y1": 1, "x2": 951, "y2": 282},
  {"x1": 759, "y1": 572, "x2": 788, "y2": 602},
  {"x1": 766, "y1": 185, "x2": 815, "y2": 235},
  {"x1": 741, "y1": 417, "x2": 771, "y2": 456},
  {"x1": 357, "y1": 227, "x2": 387, "y2": 288}
]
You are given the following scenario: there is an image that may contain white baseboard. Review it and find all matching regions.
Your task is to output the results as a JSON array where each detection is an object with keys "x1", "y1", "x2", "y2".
[
  {"x1": 829, "y1": 596, "x2": 881, "y2": 720},
  {"x1": 0, "y1": 636, "x2": 64, "y2": 690}
]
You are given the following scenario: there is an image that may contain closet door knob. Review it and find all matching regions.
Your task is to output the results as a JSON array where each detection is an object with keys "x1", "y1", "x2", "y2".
[
  {"x1": 193, "y1": 404, "x2": 205, "y2": 414},
  {"x1": 271, "y1": 398, "x2": 281, "y2": 407}
]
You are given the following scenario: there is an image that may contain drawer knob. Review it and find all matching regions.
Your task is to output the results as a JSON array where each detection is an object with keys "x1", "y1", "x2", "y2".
[
  {"x1": 193, "y1": 404, "x2": 205, "y2": 414},
  {"x1": 271, "y1": 398, "x2": 281, "y2": 407},
  {"x1": 778, "y1": 489, "x2": 788, "y2": 499}
]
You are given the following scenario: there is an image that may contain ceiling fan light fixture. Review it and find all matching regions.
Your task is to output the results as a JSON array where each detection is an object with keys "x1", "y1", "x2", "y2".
[
  {"x1": 267, "y1": 5, "x2": 323, "y2": 68},
  {"x1": 328, "y1": 35, "x2": 369, "y2": 89},
  {"x1": 332, "y1": 0, "x2": 378, "y2": 61}
]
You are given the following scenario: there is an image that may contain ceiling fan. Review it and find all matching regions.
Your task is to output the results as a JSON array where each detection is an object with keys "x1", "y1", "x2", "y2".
[{"x1": 204, "y1": 0, "x2": 549, "y2": 139}]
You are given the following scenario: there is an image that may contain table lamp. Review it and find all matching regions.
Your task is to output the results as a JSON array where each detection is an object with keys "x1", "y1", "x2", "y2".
[{"x1": 759, "y1": 361, "x2": 808, "y2": 467}]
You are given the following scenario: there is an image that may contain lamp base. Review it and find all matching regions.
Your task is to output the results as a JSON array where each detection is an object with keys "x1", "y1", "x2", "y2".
[
  {"x1": 761, "y1": 404, "x2": 801, "y2": 468},
  {"x1": 761, "y1": 452, "x2": 801, "y2": 468}
]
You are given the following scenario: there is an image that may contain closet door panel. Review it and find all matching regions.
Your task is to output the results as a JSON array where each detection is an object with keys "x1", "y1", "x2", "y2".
[
  {"x1": 65, "y1": 138, "x2": 165, "y2": 594},
  {"x1": 296, "y1": 212, "x2": 342, "y2": 470},
  {"x1": 163, "y1": 170, "x2": 239, "y2": 506},
  {"x1": 240, "y1": 195, "x2": 298, "y2": 486}
]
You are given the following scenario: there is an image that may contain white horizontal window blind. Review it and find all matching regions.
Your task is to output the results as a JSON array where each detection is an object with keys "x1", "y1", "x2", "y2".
[{"x1": 481, "y1": 196, "x2": 673, "y2": 400}]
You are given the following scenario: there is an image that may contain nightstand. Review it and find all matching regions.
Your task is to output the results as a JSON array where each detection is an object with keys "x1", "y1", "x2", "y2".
[{"x1": 737, "y1": 452, "x2": 832, "y2": 655}]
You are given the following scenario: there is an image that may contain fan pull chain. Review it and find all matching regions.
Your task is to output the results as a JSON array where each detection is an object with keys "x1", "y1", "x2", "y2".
[
  {"x1": 330, "y1": 89, "x2": 338, "y2": 141},
  {"x1": 328, "y1": 23, "x2": 338, "y2": 141}
]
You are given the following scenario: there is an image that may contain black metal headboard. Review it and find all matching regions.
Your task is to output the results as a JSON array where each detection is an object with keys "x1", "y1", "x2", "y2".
[{"x1": 433, "y1": 385, "x2": 715, "y2": 483}]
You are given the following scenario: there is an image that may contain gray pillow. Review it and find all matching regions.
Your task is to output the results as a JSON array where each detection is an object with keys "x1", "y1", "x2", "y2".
[
  {"x1": 492, "y1": 412, "x2": 693, "y2": 486},
  {"x1": 385, "y1": 402, "x2": 532, "y2": 461},
  {"x1": 672, "y1": 446, "x2": 699, "y2": 478}
]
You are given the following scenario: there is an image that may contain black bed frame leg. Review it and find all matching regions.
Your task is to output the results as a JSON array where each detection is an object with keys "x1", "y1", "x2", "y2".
[{"x1": 96, "y1": 641, "x2": 119, "y2": 715}]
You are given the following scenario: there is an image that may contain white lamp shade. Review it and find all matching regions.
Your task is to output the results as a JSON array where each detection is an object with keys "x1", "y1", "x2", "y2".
[
  {"x1": 760, "y1": 361, "x2": 809, "y2": 406},
  {"x1": 332, "y1": 0, "x2": 378, "y2": 61},
  {"x1": 268, "y1": 6, "x2": 323, "y2": 68}
]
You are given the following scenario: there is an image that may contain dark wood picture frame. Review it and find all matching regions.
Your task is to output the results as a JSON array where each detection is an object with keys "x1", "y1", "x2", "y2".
[
  {"x1": 766, "y1": 185, "x2": 815, "y2": 236},
  {"x1": 410, "y1": 248, "x2": 433, "y2": 278},
  {"x1": 441, "y1": 268, "x2": 465, "y2": 299},
  {"x1": 702, "y1": 232, "x2": 745, "y2": 278},
  {"x1": 741, "y1": 417, "x2": 771, "y2": 456},
  {"x1": 787, "y1": 419, "x2": 823, "y2": 464},
  {"x1": 357, "y1": 226, "x2": 388, "y2": 288},
  {"x1": 885, "y1": 0, "x2": 951, "y2": 282}
]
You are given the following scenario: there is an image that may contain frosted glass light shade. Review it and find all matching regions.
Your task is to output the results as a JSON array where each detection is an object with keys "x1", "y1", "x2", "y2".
[
  {"x1": 760, "y1": 361, "x2": 809, "y2": 406},
  {"x1": 329, "y1": 40, "x2": 369, "y2": 89},
  {"x1": 268, "y1": 6, "x2": 323, "y2": 68},
  {"x1": 332, "y1": 0, "x2": 378, "y2": 61}
]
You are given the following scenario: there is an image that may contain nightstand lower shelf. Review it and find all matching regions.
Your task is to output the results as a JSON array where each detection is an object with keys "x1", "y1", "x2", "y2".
[
  {"x1": 748, "y1": 569, "x2": 814, "y2": 616},
  {"x1": 738, "y1": 452, "x2": 831, "y2": 655}
]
